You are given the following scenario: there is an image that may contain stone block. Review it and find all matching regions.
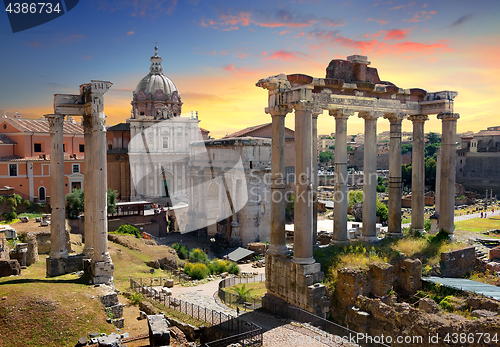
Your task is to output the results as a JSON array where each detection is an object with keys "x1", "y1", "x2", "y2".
[
  {"x1": 489, "y1": 246, "x2": 500, "y2": 260},
  {"x1": 112, "y1": 317, "x2": 125, "y2": 329},
  {"x1": 108, "y1": 303, "x2": 123, "y2": 318},
  {"x1": 97, "y1": 333, "x2": 121, "y2": 347},
  {"x1": 91, "y1": 260, "x2": 114, "y2": 285},
  {"x1": 100, "y1": 293, "x2": 119, "y2": 307},
  {"x1": 419, "y1": 298, "x2": 439, "y2": 313},
  {"x1": 161, "y1": 287, "x2": 172, "y2": 296},
  {"x1": 25, "y1": 232, "x2": 38, "y2": 266},
  {"x1": 36, "y1": 232, "x2": 51, "y2": 254},
  {"x1": 318, "y1": 233, "x2": 331, "y2": 245},
  {"x1": 395, "y1": 258, "x2": 422, "y2": 295},
  {"x1": 336, "y1": 268, "x2": 370, "y2": 307},
  {"x1": 20, "y1": 216, "x2": 29, "y2": 223},
  {"x1": 164, "y1": 279, "x2": 174, "y2": 288},
  {"x1": 0, "y1": 260, "x2": 21, "y2": 277},
  {"x1": 440, "y1": 246, "x2": 476, "y2": 278},
  {"x1": 148, "y1": 314, "x2": 170, "y2": 347},
  {"x1": 139, "y1": 310, "x2": 147, "y2": 320},
  {"x1": 46, "y1": 254, "x2": 84, "y2": 277},
  {"x1": 246, "y1": 242, "x2": 267, "y2": 254},
  {"x1": 471, "y1": 310, "x2": 498, "y2": 318},
  {"x1": 369, "y1": 263, "x2": 394, "y2": 297}
]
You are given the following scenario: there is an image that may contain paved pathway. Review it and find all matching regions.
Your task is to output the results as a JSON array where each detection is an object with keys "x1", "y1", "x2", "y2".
[{"x1": 424, "y1": 276, "x2": 500, "y2": 301}]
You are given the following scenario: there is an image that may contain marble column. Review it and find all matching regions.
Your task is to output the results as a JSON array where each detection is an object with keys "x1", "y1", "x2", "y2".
[
  {"x1": 435, "y1": 146, "x2": 442, "y2": 214},
  {"x1": 438, "y1": 112, "x2": 460, "y2": 235},
  {"x1": 292, "y1": 102, "x2": 315, "y2": 264},
  {"x1": 385, "y1": 113, "x2": 404, "y2": 236},
  {"x1": 82, "y1": 116, "x2": 93, "y2": 258},
  {"x1": 45, "y1": 114, "x2": 68, "y2": 259},
  {"x1": 409, "y1": 115, "x2": 428, "y2": 232},
  {"x1": 330, "y1": 109, "x2": 353, "y2": 242},
  {"x1": 268, "y1": 106, "x2": 289, "y2": 256},
  {"x1": 359, "y1": 111, "x2": 379, "y2": 241},
  {"x1": 89, "y1": 81, "x2": 114, "y2": 284},
  {"x1": 311, "y1": 108, "x2": 322, "y2": 246}
]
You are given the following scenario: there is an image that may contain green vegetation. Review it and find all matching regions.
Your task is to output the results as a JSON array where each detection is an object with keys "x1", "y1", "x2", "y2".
[
  {"x1": 455, "y1": 216, "x2": 500, "y2": 235},
  {"x1": 231, "y1": 284, "x2": 253, "y2": 303},
  {"x1": 114, "y1": 224, "x2": 140, "y2": 238},
  {"x1": 172, "y1": 242, "x2": 189, "y2": 259},
  {"x1": 376, "y1": 176, "x2": 386, "y2": 193},
  {"x1": 319, "y1": 150, "x2": 334, "y2": 163},
  {"x1": 401, "y1": 143, "x2": 412, "y2": 154},
  {"x1": 65, "y1": 189, "x2": 118, "y2": 218},
  {"x1": 128, "y1": 292, "x2": 143, "y2": 305},
  {"x1": 184, "y1": 262, "x2": 208, "y2": 280},
  {"x1": 189, "y1": 248, "x2": 208, "y2": 262}
]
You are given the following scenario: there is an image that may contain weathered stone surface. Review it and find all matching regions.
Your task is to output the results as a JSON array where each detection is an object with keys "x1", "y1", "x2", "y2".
[
  {"x1": 36, "y1": 232, "x2": 51, "y2": 254},
  {"x1": 471, "y1": 309, "x2": 498, "y2": 318},
  {"x1": 419, "y1": 298, "x2": 439, "y2": 313},
  {"x1": 336, "y1": 268, "x2": 370, "y2": 307},
  {"x1": 246, "y1": 242, "x2": 267, "y2": 254},
  {"x1": 466, "y1": 296, "x2": 500, "y2": 314},
  {"x1": 440, "y1": 246, "x2": 476, "y2": 278},
  {"x1": 369, "y1": 263, "x2": 394, "y2": 297},
  {"x1": 20, "y1": 216, "x2": 29, "y2": 223},
  {"x1": 139, "y1": 310, "x2": 147, "y2": 320},
  {"x1": 100, "y1": 293, "x2": 119, "y2": 307},
  {"x1": 25, "y1": 232, "x2": 38, "y2": 266},
  {"x1": 76, "y1": 336, "x2": 88, "y2": 346},
  {"x1": 97, "y1": 333, "x2": 121, "y2": 347},
  {"x1": 108, "y1": 303, "x2": 123, "y2": 318},
  {"x1": 112, "y1": 317, "x2": 125, "y2": 329},
  {"x1": 46, "y1": 254, "x2": 84, "y2": 277},
  {"x1": 139, "y1": 301, "x2": 159, "y2": 315},
  {"x1": 395, "y1": 258, "x2": 422, "y2": 294},
  {"x1": 488, "y1": 245, "x2": 500, "y2": 260},
  {"x1": 0, "y1": 259, "x2": 21, "y2": 277},
  {"x1": 161, "y1": 287, "x2": 172, "y2": 296},
  {"x1": 317, "y1": 233, "x2": 331, "y2": 245},
  {"x1": 148, "y1": 314, "x2": 170, "y2": 347},
  {"x1": 487, "y1": 261, "x2": 500, "y2": 273},
  {"x1": 164, "y1": 279, "x2": 174, "y2": 288}
]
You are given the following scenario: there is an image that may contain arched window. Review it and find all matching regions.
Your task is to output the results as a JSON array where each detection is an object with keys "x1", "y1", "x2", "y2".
[{"x1": 39, "y1": 186, "x2": 46, "y2": 202}]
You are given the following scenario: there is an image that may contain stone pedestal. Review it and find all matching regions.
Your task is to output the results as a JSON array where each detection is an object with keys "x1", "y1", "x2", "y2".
[
  {"x1": 292, "y1": 102, "x2": 314, "y2": 264},
  {"x1": 385, "y1": 113, "x2": 404, "y2": 236},
  {"x1": 330, "y1": 109, "x2": 353, "y2": 242},
  {"x1": 359, "y1": 111, "x2": 380, "y2": 241},
  {"x1": 409, "y1": 115, "x2": 428, "y2": 232},
  {"x1": 46, "y1": 254, "x2": 85, "y2": 277},
  {"x1": 438, "y1": 112, "x2": 460, "y2": 234},
  {"x1": 148, "y1": 314, "x2": 170, "y2": 347},
  {"x1": 268, "y1": 106, "x2": 289, "y2": 256}
]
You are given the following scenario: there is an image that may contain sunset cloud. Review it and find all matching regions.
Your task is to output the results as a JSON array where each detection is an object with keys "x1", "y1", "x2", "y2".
[
  {"x1": 264, "y1": 50, "x2": 305, "y2": 61},
  {"x1": 98, "y1": 0, "x2": 177, "y2": 18},
  {"x1": 367, "y1": 18, "x2": 389, "y2": 25},
  {"x1": 127, "y1": 31, "x2": 135, "y2": 35},
  {"x1": 383, "y1": 29, "x2": 411, "y2": 40},
  {"x1": 404, "y1": 10, "x2": 437, "y2": 23},
  {"x1": 449, "y1": 13, "x2": 476, "y2": 27}
]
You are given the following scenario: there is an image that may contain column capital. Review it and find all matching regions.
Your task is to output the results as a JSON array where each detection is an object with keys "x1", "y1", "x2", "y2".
[
  {"x1": 312, "y1": 107, "x2": 323, "y2": 118},
  {"x1": 358, "y1": 110, "x2": 383, "y2": 120},
  {"x1": 329, "y1": 108, "x2": 355, "y2": 118},
  {"x1": 266, "y1": 105, "x2": 290, "y2": 117},
  {"x1": 383, "y1": 112, "x2": 405, "y2": 123},
  {"x1": 44, "y1": 114, "x2": 65, "y2": 134},
  {"x1": 437, "y1": 112, "x2": 460, "y2": 121},
  {"x1": 408, "y1": 114, "x2": 429, "y2": 123}
]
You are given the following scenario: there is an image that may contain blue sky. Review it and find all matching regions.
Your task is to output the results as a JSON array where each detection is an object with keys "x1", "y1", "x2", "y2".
[{"x1": 1, "y1": 0, "x2": 499, "y2": 137}]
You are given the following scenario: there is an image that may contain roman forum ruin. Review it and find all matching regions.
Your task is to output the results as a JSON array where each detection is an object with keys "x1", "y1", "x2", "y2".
[
  {"x1": 258, "y1": 55, "x2": 459, "y2": 316},
  {"x1": 45, "y1": 81, "x2": 114, "y2": 285}
]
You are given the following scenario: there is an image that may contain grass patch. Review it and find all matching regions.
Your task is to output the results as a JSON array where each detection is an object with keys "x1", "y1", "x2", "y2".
[
  {"x1": 226, "y1": 281, "x2": 267, "y2": 298},
  {"x1": 455, "y1": 216, "x2": 500, "y2": 235},
  {"x1": 17, "y1": 212, "x2": 44, "y2": 219}
]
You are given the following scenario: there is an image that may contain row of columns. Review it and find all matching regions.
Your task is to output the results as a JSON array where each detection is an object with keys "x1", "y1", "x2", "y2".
[{"x1": 267, "y1": 104, "x2": 460, "y2": 258}]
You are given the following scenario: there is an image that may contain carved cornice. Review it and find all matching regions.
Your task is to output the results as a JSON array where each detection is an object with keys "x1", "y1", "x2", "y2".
[
  {"x1": 45, "y1": 114, "x2": 65, "y2": 134},
  {"x1": 358, "y1": 110, "x2": 383, "y2": 120},
  {"x1": 383, "y1": 112, "x2": 406, "y2": 123},
  {"x1": 266, "y1": 105, "x2": 290, "y2": 117},
  {"x1": 329, "y1": 109, "x2": 355, "y2": 119}
]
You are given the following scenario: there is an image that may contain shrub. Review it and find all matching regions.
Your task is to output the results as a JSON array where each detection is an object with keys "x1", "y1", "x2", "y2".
[
  {"x1": 115, "y1": 224, "x2": 140, "y2": 238},
  {"x1": 172, "y1": 243, "x2": 189, "y2": 259},
  {"x1": 129, "y1": 292, "x2": 143, "y2": 305},
  {"x1": 189, "y1": 248, "x2": 208, "y2": 262},
  {"x1": 208, "y1": 259, "x2": 229, "y2": 274},
  {"x1": 184, "y1": 262, "x2": 208, "y2": 280},
  {"x1": 7, "y1": 197, "x2": 17, "y2": 207},
  {"x1": 22, "y1": 199, "x2": 31, "y2": 209},
  {"x1": 2, "y1": 211, "x2": 17, "y2": 222},
  {"x1": 228, "y1": 262, "x2": 240, "y2": 275},
  {"x1": 14, "y1": 194, "x2": 22, "y2": 206}
]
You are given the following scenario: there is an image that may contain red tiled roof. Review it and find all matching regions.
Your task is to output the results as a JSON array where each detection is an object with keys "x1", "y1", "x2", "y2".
[
  {"x1": 475, "y1": 130, "x2": 500, "y2": 136},
  {"x1": 0, "y1": 134, "x2": 16, "y2": 144},
  {"x1": 223, "y1": 124, "x2": 271, "y2": 138},
  {"x1": 5, "y1": 118, "x2": 83, "y2": 134},
  {"x1": 200, "y1": 127, "x2": 209, "y2": 134}
]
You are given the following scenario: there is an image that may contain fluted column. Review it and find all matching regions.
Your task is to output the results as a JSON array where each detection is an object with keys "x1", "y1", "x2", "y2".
[
  {"x1": 268, "y1": 105, "x2": 289, "y2": 256},
  {"x1": 409, "y1": 115, "x2": 428, "y2": 232},
  {"x1": 359, "y1": 111, "x2": 380, "y2": 241},
  {"x1": 330, "y1": 109, "x2": 353, "y2": 242},
  {"x1": 438, "y1": 112, "x2": 460, "y2": 235},
  {"x1": 82, "y1": 115, "x2": 94, "y2": 258},
  {"x1": 385, "y1": 113, "x2": 404, "y2": 236},
  {"x1": 45, "y1": 114, "x2": 68, "y2": 259},
  {"x1": 311, "y1": 108, "x2": 322, "y2": 246},
  {"x1": 292, "y1": 102, "x2": 314, "y2": 264}
]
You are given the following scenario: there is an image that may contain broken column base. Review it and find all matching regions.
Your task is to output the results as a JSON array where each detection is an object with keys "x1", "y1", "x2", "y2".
[
  {"x1": 46, "y1": 254, "x2": 85, "y2": 277},
  {"x1": 264, "y1": 254, "x2": 330, "y2": 318},
  {"x1": 148, "y1": 314, "x2": 170, "y2": 347},
  {"x1": 91, "y1": 260, "x2": 114, "y2": 285}
]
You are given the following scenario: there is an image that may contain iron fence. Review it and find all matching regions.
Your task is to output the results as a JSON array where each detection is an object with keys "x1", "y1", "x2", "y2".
[
  {"x1": 265, "y1": 300, "x2": 390, "y2": 347},
  {"x1": 130, "y1": 278, "x2": 263, "y2": 346},
  {"x1": 218, "y1": 274, "x2": 265, "y2": 311}
]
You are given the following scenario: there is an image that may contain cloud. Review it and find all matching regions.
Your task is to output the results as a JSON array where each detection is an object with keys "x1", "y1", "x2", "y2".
[
  {"x1": 383, "y1": 29, "x2": 410, "y2": 40},
  {"x1": 367, "y1": 18, "x2": 389, "y2": 25},
  {"x1": 264, "y1": 50, "x2": 305, "y2": 61},
  {"x1": 127, "y1": 31, "x2": 135, "y2": 35},
  {"x1": 404, "y1": 10, "x2": 437, "y2": 23},
  {"x1": 449, "y1": 13, "x2": 476, "y2": 27},
  {"x1": 27, "y1": 41, "x2": 42, "y2": 47},
  {"x1": 83, "y1": 55, "x2": 93, "y2": 60},
  {"x1": 389, "y1": 5, "x2": 405, "y2": 10},
  {"x1": 222, "y1": 64, "x2": 256, "y2": 77},
  {"x1": 222, "y1": 26, "x2": 239, "y2": 31}
]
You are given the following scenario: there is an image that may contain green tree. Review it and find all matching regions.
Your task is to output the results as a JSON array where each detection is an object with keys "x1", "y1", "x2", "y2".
[
  {"x1": 425, "y1": 157, "x2": 437, "y2": 189},
  {"x1": 347, "y1": 190, "x2": 364, "y2": 209},
  {"x1": 66, "y1": 189, "x2": 84, "y2": 218},
  {"x1": 231, "y1": 284, "x2": 253, "y2": 303},
  {"x1": 319, "y1": 151, "x2": 334, "y2": 163},
  {"x1": 402, "y1": 163, "x2": 412, "y2": 188},
  {"x1": 376, "y1": 200, "x2": 388, "y2": 222},
  {"x1": 426, "y1": 132, "x2": 441, "y2": 145},
  {"x1": 116, "y1": 224, "x2": 140, "y2": 238},
  {"x1": 328, "y1": 145, "x2": 335, "y2": 150},
  {"x1": 107, "y1": 189, "x2": 118, "y2": 214},
  {"x1": 401, "y1": 143, "x2": 413, "y2": 155},
  {"x1": 347, "y1": 145, "x2": 354, "y2": 151}
]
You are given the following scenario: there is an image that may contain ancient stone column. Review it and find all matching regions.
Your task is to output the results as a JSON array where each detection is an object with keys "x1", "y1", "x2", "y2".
[
  {"x1": 88, "y1": 81, "x2": 114, "y2": 284},
  {"x1": 311, "y1": 108, "x2": 322, "y2": 246},
  {"x1": 359, "y1": 111, "x2": 380, "y2": 241},
  {"x1": 268, "y1": 106, "x2": 289, "y2": 256},
  {"x1": 292, "y1": 102, "x2": 315, "y2": 264},
  {"x1": 385, "y1": 113, "x2": 404, "y2": 236},
  {"x1": 45, "y1": 114, "x2": 68, "y2": 260},
  {"x1": 409, "y1": 115, "x2": 428, "y2": 232},
  {"x1": 438, "y1": 112, "x2": 460, "y2": 235},
  {"x1": 435, "y1": 146, "x2": 442, "y2": 214},
  {"x1": 82, "y1": 115, "x2": 94, "y2": 258},
  {"x1": 330, "y1": 109, "x2": 353, "y2": 242}
]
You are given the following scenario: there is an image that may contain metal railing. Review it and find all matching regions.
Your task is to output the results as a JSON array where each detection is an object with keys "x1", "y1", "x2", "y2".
[
  {"x1": 218, "y1": 274, "x2": 265, "y2": 311},
  {"x1": 130, "y1": 278, "x2": 263, "y2": 346},
  {"x1": 264, "y1": 301, "x2": 390, "y2": 347}
]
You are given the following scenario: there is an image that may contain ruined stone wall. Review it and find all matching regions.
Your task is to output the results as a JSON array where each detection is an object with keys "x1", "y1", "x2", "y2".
[{"x1": 461, "y1": 153, "x2": 500, "y2": 195}]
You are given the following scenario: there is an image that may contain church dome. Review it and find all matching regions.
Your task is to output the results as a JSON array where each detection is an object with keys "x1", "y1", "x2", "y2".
[{"x1": 134, "y1": 46, "x2": 178, "y2": 98}]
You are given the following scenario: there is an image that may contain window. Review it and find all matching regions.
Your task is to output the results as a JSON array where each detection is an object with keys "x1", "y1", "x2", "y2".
[
  {"x1": 79, "y1": 144, "x2": 84, "y2": 152},
  {"x1": 38, "y1": 187, "x2": 46, "y2": 201},
  {"x1": 9, "y1": 164, "x2": 17, "y2": 177},
  {"x1": 63, "y1": 144, "x2": 66, "y2": 152},
  {"x1": 34, "y1": 143, "x2": 42, "y2": 152},
  {"x1": 72, "y1": 164, "x2": 80, "y2": 173},
  {"x1": 163, "y1": 137, "x2": 169, "y2": 149}
]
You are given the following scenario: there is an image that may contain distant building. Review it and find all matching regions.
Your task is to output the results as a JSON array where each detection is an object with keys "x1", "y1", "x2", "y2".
[{"x1": 0, "y1": 115, "x2": 85, "y2": 202}]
